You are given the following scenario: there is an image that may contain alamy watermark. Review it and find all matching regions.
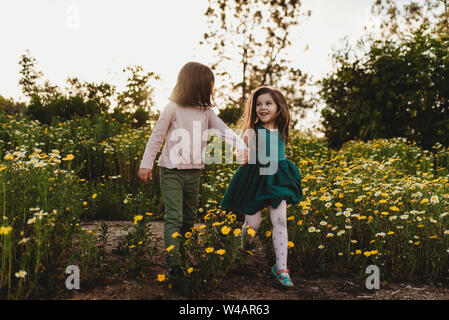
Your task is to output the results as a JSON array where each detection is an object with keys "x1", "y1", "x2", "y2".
[
  {"x1": 66, "y1": 5, "x2": 80, "y2": 30},
  {"x1": 153, "y1": 123, "x2": 282, "y2": 175},
  {"x1": 365, "y1": 265, "x2": 380, "y2": 290},
  {"x1": 65, "y1": 265, "x2": 80, "y2": 290}
]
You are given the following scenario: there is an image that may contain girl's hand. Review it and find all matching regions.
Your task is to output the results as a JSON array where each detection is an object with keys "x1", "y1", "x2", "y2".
[
  {"x1": 138, "y1": 168, "x2": 152, "y2": 183},
  {"x1": 236, "y1": 149, "x2": 248, "y2": 166}
]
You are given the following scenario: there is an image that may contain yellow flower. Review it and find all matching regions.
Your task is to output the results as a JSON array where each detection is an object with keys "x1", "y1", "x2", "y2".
[
  {"x1": 215, "y1": 249, "x2": 226, "y2": 255},
  {"x1": 133, "y1": 215, "x2": 143, "y2": 225},
  {"x1": 82, "y1": 201, "x2": 87, "y2": 206},
  {"x1": 187, "y1": 267, "x2": 194, "y2": 274},
  {"x1": 297, "y1": 220, "x2": 303, "y2": 226},
  {"x1": 62, "y1": 154, "x2": 75, "y2": 161},
  {"x1": 0, "y1": 226, "x2": 12, "y2": 236},
  {"x1": 221, "y1": 225, "x2": 231, "y2": 235},
  {"x1": 145, "y1": 212, "x2": 153, "y2": 216},
  {"x1": 233, "y1": 228, "x2": 241, "y2": 236},
  {"x1": 185, "y1": 232, "x2": 192, "y2": 238},
  {"x1": 288, "y1": 241, "x2": 294, "y2": 248},
  {"x1": 266, "y1": 230, "x2": 272, "y2": 237},
  {"x1": 129, "y1": 245, "x2": 136, "y2": 249},
  {"x1": 355, "y1": 249, "x2": 362, "y2": 255},
  {"x1": 335, "y1": 202, "x2": 343, "y2": 208},
  {"x1": 420, "y1": 198, "x2": 429, "y2": 204},
  {"x1": 247, "y1": 228, "x2": 256, "y2": 237},
  {"x1": 363, "y1": 251, "x2": 371, "y2": 257},
  {"x1": 199, "y1": 224, "x2": 206, "y2": 230},
  {"x1": 92, "y1": 193, "x2": 97, "y2": 199},
  {"x1": 287, "y1": 216, "x2": 294, "y2": 221},
  {"x1": 166, "y1": 245, "x2": 175, "y2": 252},
  {"x1": 157, "y1": 274, "x2": 166, "y2": 282},
  {"x1": 172, "y1": 232, "x2": 180, "y2": 238},
  {"x1": 205, "y1": 247, "x2": 214, "y2": 253},
  {"x1": 4, "y1": 155, "x2": 14, "y2": 161}
]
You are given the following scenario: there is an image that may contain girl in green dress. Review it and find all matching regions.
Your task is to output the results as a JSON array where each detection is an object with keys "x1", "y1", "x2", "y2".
[{"x1": 220, "y1": 86, "x2": 303, "y2": 288}]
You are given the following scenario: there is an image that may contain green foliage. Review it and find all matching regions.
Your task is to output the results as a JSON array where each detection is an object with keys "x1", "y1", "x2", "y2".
[
  {"x1": 18, "y1": 51, "x2": 157, "y2": 128},
  {"x1": 320, "y1": 28, "x2": 449, "y2": 150},
  {"x1": 116, "y1": 214, "x2": 157, "y2": 276},
  {"x1": 218, "y1": 105, "x2": 243, "y2": 126},
  {"x1": 0, "y1": 95, "x2": 26, "y2": 116},
  {"x1": 0, "y1": 150, "x2": 86, "y2": 299},
  {"x1": 169, "y1": 209, "x2": 243, "y2": 297},
  {"x1": 26, "y1": 95, "x2": 108, "y2": 124},
  {"x1": 132, "y1": 107, "x2": 151, "y2": 128},
  {"x1": 116, "y1": 65, "x2": 160, "y2": 116}
]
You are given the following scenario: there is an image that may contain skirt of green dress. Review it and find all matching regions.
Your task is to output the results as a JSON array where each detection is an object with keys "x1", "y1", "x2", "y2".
[{"x1": 219, "y1": 159, "x2": 303, "y2": 215}]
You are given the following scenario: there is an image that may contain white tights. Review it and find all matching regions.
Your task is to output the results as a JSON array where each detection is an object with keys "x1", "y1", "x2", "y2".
[{"x1": 242, "y1": 200, "x2": 288, "y2": 272}]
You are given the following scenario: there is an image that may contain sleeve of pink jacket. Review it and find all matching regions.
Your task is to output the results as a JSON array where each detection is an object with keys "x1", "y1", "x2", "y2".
[
  {"x1": 139, "y1": 103, "x2": 175, "y2": 169},
  {"x1": 208, "y1": 108, "x2": 248, "y2": 151}
]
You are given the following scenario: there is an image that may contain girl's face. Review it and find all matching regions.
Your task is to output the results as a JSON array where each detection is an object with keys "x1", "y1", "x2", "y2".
[{"x1": 255, "y1": 93, "x2": 278, "y2": 128}]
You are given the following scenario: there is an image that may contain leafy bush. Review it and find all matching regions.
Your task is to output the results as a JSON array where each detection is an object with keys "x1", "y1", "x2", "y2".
[
  {"x1": 0, "y1": 148, "x2": 88, "y2": 299},
  {"x1": 320, "y1": 27, "x2": 449, "y2": 150}
]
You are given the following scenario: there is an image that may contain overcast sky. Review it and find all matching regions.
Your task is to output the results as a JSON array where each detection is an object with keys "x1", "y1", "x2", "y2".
[{"x1": 0, "y1": 0, "x2": 376, "y2": 133}]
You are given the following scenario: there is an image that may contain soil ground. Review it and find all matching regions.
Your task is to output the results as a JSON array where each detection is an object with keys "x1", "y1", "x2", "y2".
[{"x1": 68, "y1": 220, "x2": 449, "y2": 300}]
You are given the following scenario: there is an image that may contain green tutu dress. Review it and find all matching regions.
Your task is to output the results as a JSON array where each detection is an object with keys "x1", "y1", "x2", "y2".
[{"x1": 219, "y1": 123, "x2": 303, "y2": 215}]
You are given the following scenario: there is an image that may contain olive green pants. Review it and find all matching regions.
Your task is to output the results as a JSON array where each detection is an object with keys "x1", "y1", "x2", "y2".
[{"x1": 159, "y1": 166, "x2": 202, "y2": 268}]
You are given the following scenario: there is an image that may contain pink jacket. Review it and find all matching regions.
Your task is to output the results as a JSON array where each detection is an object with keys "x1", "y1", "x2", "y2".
[{"x1": 140, "y1": 101, "x2": 248, "y2": 170}]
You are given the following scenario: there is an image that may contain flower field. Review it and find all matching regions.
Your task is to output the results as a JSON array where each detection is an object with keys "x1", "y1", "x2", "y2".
[{"x1": 1, "y1": 110, "x2": 449, "y2": 298}]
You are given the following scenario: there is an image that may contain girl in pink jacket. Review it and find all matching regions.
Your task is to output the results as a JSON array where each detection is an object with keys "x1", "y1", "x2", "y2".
[{"x1": 138, "y1": 62, "x2": 248, "y2": 280}]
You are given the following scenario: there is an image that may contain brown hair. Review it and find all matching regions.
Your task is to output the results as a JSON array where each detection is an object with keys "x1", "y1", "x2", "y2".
[
  {"x1": 238, "y1": 86, "x2": 291, "y2": 145},
  {"x1": 169, "y1": 61, "x2": 215, "y2": 108}
]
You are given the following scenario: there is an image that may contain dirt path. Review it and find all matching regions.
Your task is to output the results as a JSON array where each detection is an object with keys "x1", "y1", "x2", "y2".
[{"x1": 70, "y1": 220, "x2": 449, "y2": 300}]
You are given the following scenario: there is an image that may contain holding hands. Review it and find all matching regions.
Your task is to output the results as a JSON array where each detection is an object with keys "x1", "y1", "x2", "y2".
[
  {"x1": 139, "y1": 148, "x2": 247, "y2": 184},
  {"x1": 236, "y1": 148, "x2": 249, "y2": 166}
]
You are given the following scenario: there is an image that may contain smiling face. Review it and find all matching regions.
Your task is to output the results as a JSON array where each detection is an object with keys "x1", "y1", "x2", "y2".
[{"x1": 255, "y1": 93, "x2": 278, "y2": 129}]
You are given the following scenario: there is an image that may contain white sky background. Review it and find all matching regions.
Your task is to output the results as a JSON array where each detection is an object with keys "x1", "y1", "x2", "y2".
[{"x1": 0, "y1": 0, "x2": 376, "y2": 136}]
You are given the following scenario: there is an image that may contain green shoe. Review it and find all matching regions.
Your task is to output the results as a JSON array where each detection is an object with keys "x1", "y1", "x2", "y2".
[{"x1": 271, "y1": 264, "x2": 294, "y2": 288}]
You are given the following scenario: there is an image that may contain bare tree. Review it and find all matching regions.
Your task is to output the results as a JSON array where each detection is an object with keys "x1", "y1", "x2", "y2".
[{"x1": 201, "y1": 0, "x2": 313, "y2": 126}]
